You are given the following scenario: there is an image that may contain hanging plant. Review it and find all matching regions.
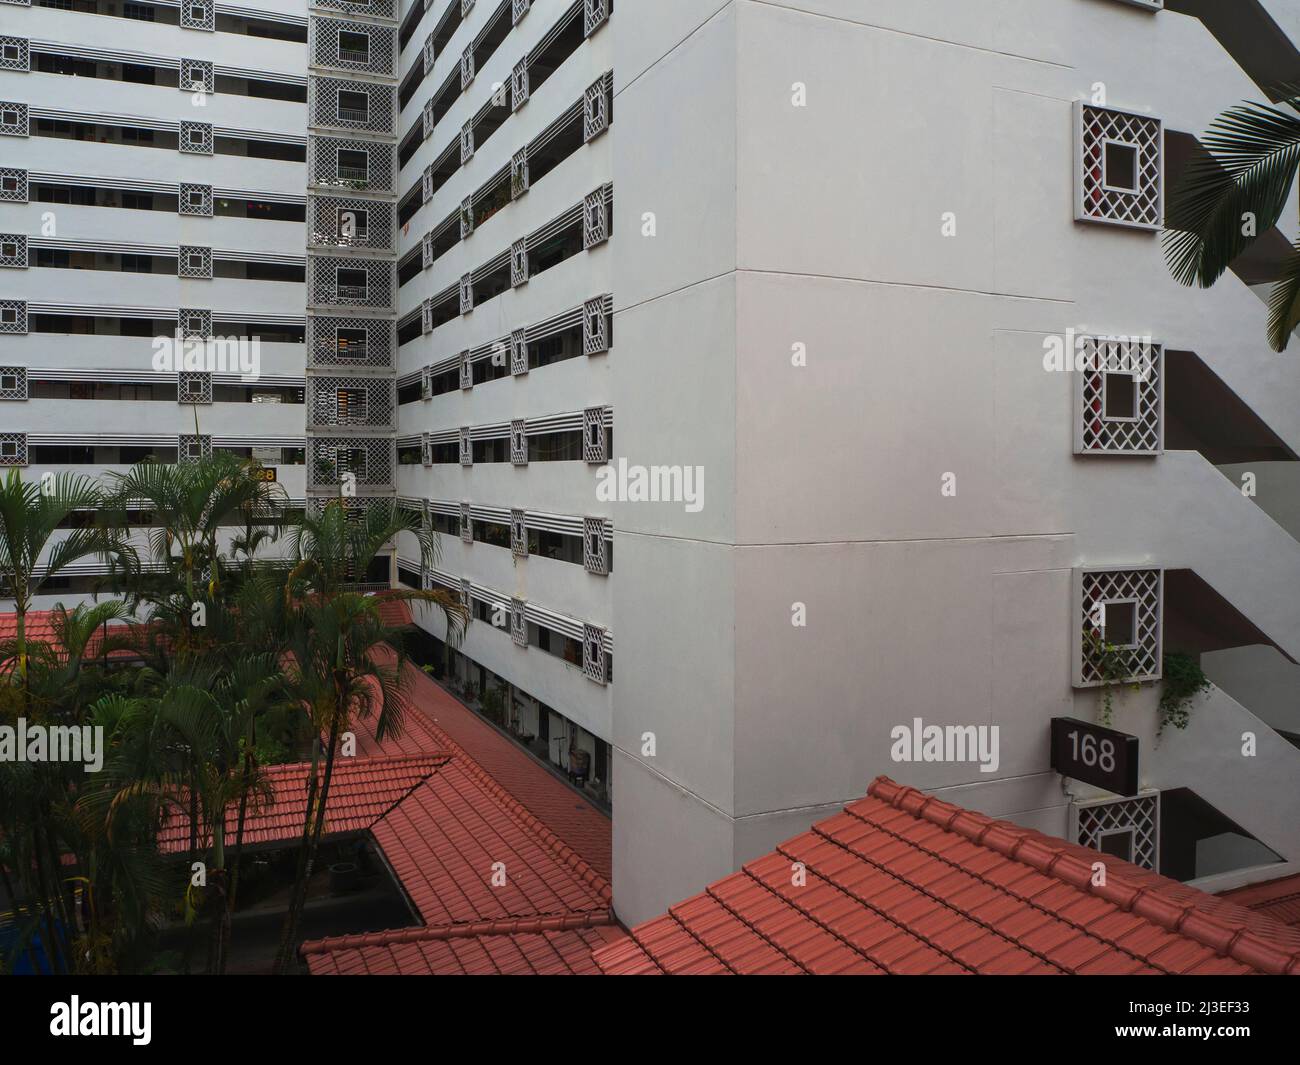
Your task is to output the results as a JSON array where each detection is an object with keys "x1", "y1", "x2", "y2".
[
  {"x1": 1085, "y1": 630, "x2": 1139, "y2": 727},
  {"x1": 1157, "y1": 651, "x2": 1211, "y2": 739}
]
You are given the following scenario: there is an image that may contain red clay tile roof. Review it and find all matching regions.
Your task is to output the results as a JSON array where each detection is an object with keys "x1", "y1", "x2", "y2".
[
  {"x1": 375, "y1": 651, "x2": 612, "y2": 880},
  {"x1": 594, "y1": 776, "x2": 1300, "y2": 976},
  {"x1": 303, "y1": 923, "x2": 624, "y2": 976},
  {"x1": 158, "y1": 753, "x2": 445, "y2": 854},
  {"x1": 301, "y1": 654, "x2": 621, "y2": 975},
  {"x1": 1219, "y1": 873, "x2": 1300, "y2": 929},
  {"x1": 370, "y1": 592, "x2": 414, "y2": 629},
  {"x1": 0, "y1": 610, "x2": 145, "y2": 663}
]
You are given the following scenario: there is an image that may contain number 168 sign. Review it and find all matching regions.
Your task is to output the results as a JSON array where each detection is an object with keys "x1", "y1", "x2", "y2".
[{"x1": 1050, "y1": 717, "x2": 1139, "y2": 797}]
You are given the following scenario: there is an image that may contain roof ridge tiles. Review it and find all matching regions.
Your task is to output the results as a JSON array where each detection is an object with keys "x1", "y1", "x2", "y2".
[
  {"x1": 301, "y1": 909, "x2": 617, "y2": 957},
  {"x1": 867, "y1": 775, "x2": 1300, "y2": 976}
]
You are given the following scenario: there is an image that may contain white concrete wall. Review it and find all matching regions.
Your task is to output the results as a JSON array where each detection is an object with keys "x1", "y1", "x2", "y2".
[{"x1": 610, "y1": 0, "x2": 1300, "y2": 924}]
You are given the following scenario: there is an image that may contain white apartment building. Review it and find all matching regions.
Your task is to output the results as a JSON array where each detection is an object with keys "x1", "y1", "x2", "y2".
[
  {"x1": 3, "y1": 0, "x2": 1299, "y2": 930},
  {"x1": 0, "y1": 0, "x2": 310, "y2": 601}
]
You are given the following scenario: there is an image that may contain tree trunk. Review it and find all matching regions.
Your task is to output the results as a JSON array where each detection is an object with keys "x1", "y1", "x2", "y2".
[
  {"x1": 219, "y1": 743, "x2": 255, "y2": 975},
  {"x1": 272, "y1": 732, "x2": 324, "y2": 974}
]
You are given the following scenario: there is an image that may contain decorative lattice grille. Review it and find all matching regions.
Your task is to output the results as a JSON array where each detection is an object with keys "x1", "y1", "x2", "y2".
[
  {"x1": 463, "y1": 0, "x2": 476, "y2": 17},
  {"x1": 511, "y1": 598, "x2": 528, "y2": 647},
  {"x1": 423, "y1": 34, "x2": 435, "y2": 77},
  {"x1": 1073, "y1": 793, "x2": 1159, "y2": 871},
  {"x1": 421, "y1": 433, "x2": 432, "y2": 467},
  {"x1": 311, "y1": 137, "x2": 394, "y2": 193},
  {"x1": 510, "y1": 328, "x2": 527, "y2": 375},
  {"x1": 313, "y1": 77, "x2": 395, "y2": 134},
  {"x1": 422, "y1": 97, "x2": 435, "y2": 140},
  {"x1": 460, "y1": 45, "x2": 475, "y2": 90},
  {"x1": 0, "y1": 300, "x2": 28, "y2": 334},
  {"x1": 510, "y1": 239, "x2": 528, "y2": 288},
  {"x1": 178, "y1": 244, "x2": 212, "y2": 279},
  {"x1": 421, "y1": 232, "x2": 434, "y2": 268},
  {"x1": 583, "y1": 407, "x2": 607, "y2": 463},
  {"x1": 178, "y1": 371, "x2": 212, "y2": 405},
  {"x1": 459, "y1": 426, "x2": 472, "y2": 466},
  {"x1": 583, "y1": 79, "x2": 608, "y2": 142},
  {"x1": 513, "y1": 0, "x2": 530, "y2": 24},
  {"x1": 180, "y1": 0, "x2": 215, "y2": 32},
  {"x1": 315, "y1": 0, "x2": 399, "y2": 20},
  {"x1": 179, "y1": 120, "x2": 213, "y2": 155},
  {"x1": 460, "y1": 195, "x2": 474, "y2": 239},
  {"x1": 584, "y1": 188, "x2": 608, "y2": 248},
  {"x1": 459, "y1": 577, "x2": 472, "y2": 616},
  {"x1": 511, "y1": 508, "x2": 528, "y2": 558},
  {"x1": 1075, "y1": 567, "x2": 1163, "y2": 686},
  {"x1": 179, "y1": 434, "x2": 212, "y2": 464},
  {"x1": 510, "y1": 419, "x2": 527, "y2": 465},
  {"x1": 584, "y1": 297, "x2": 609, "y2": 354},
  {"x1": 583, "y1": 517, "x2": 608, "y2": 575},
  {"x1": 460, "y1": 120, "x2": 474, "y2": 163},
  {"x1": 310, "y1": 196, "x2": 393, "y2": 250},
  {"x1": 0, "y1": 366, "x2": 27, "y2": 401},
  {"x1": 459, "y1": 274, "x2": 473, "y2": 314},
  {"x1": 1075, "y1": 102, "x2": 1162, "y2": 231},
  {"x1": 421, "y1": 298, "x2": 432, "y2": 334},
  {"x1": 310, "y1": 317, "x2": 393, "y2": 368},
  {"x1": 421, "y1": 366, "x2": 433, "y2": 399},
  {"x1": 179, "y1": 183, "x2": 213, "y2": 217},
  {"x1": 180, "y1": 59, "x2": 214, "y2": 95},
  {"x1": 509, "y1": 148, "x2": 529, "y2": 200},
  {"x1": 309, "y1": 255, "x2": 394, "y2": 309},
  {"x1": 310, "y1": 377, "x2": 395, "y2": 429},
  {"x1": 0, "y1": 101, "x2": 29, "y2": 137},
  {"x1": 178, "y1": 308, "x2": 211, "y2": 338},
  {"x1": 512, "y1": 58, "x2": 529, "y2": 111},
  {"x1": 583, "y1": 624, "x2": 606, "y2": 684},
  {"x1": 312, "y1": 18, "x2": 397, "y2": 77},
  {"x1": 0, "y1": 432, "x2": 27, "y2": 466},
  {"x1": 584, "y1": 0, "x2": 609, "y2": 36},
  {"x1": 459, "y1": 350, "x2": 472, "y2": 389},
  {"x1": 0, "y1": 36, "x2": 30, "y2": 72},
  {"x1": 0, "y1": 168, "x2": 27, "y2": 202},
  {"x1": 310, "y1": 437, "x2": 394, "y2": 489},
  {"x1": 0, "y1": 233, "x2": 26, "y2": 268},
  {"x1": 1075, "y1": 338, "x2": 1163, "y2": 455},
  {"x1": 460, "y1": 502, "x2": 473, "y2": 543}
]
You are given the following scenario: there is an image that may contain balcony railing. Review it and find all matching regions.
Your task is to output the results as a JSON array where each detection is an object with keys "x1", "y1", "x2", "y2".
[
  {"x1": 338, "y1": 107, "x2": 370, "y2": 123},
  {"x1": 339, "y1": 48, "x2": 371, "y2": 64}
]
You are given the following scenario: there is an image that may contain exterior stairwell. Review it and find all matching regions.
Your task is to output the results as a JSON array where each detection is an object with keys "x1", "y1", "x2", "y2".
[
  {"x1": 1144, "y1": 680, "x2": 1300, "y2": 877},
  {"x1": 1077, "y1": 448, "x2": 1300, "y2": 663}
]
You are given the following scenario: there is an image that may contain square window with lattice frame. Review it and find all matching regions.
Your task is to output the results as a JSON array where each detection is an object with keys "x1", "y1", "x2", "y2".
[
  {"x1": 0, "y1": 366, "x2": 27, "y2": 401},
  {"x1": 178, "y1": 371, "x2": 212, "y2": 405},
  {"x1": 583, "y1": 624, "x2": 607, "y2": 684},
  {"x1": 0, "y1": 101, "x2": 28, "y2": 137},
  {"x1": 179, "y1": 183, "x2": 212, "y2": 217},
  {"x1": 1072, "y1": 566, "x2": 1163, "y2": 687},
  {"x1": 0, "y1": 168, "x2": 27, "y2": 202},
  {"x1": 179, "y1": 121, "x2": 213, "y2": 155},
  {"x1": 1070, "y1": 792, "x2": 1159, "y2": 871},
  {"x1": 0, "y1": 233, "x2": 25, "y2": 268},
  {"x1": 0, "y1": 432, "x2": 27, "y2": 466},
  {"x1": 1075, "y1": 101, "x2": 1162, "y2": 230},
  {"x1": 1074, "y1": 338, "x2": 1163, "y2": 455},
  {"x1": 0, "y1": 36, "x2": 30, "y2": 72},
  {"x1": 0, "y1": 299, "x2": 27, "y2": 334}
]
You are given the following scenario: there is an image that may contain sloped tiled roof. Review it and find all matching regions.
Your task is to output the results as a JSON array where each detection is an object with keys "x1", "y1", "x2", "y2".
[
  {"x1": 301, "y1": 656, "x2": 620, "y2": 975},
  {"x1": 158, "y1": 753, "x2": 445, "y2": 854},
  {"x1": 1219, "y1": 872, "x2": 1300, "y2": 929},
  {"x1": 303, "y1": 922, "x2": 624, "y2": 976},
  {"x1": 595, "y1": 777, "x2": 1300, "y2": 976}
]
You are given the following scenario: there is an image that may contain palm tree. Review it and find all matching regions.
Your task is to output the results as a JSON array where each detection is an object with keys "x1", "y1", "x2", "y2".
[
  {"x1": 271, "y1": 498, "x2": 467, "y2": 973},
  {"x1": 103, "y1": 451, "x2": 287, "y2": 626},
  {"x1": 1163, "y1": 88, "x2": 1300, "y2": 351},
  {"x1": 0, "y1": 468, "x2": 136, "y2": 683}
]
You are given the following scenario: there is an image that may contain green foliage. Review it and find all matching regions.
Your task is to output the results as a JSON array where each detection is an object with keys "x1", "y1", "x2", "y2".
[
  {"x1": 1158, "y1": 651, "x2": 1212, "y2": 738},
  {"x1": 1163, "y1": 87, "x2": 1300, "y2": 351},
  {"x1": 1085, "y1": 631, "x2": 1140, "y2": 727}
]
